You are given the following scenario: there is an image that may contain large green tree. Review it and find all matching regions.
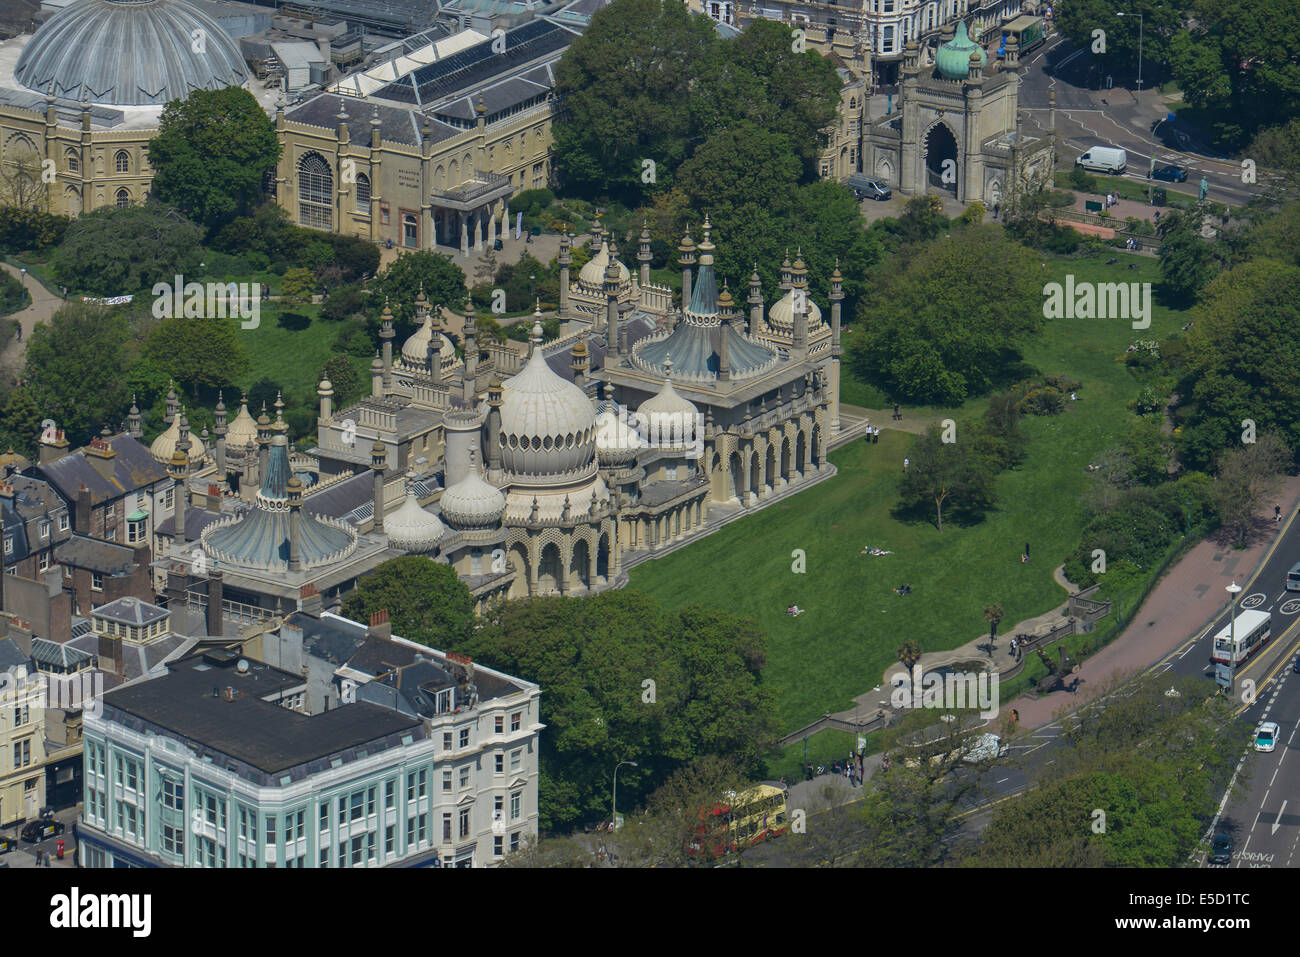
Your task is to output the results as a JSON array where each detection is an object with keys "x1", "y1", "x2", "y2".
[
  {"x1": 144, "y1": 316, "x2": 250, "y2": 400},
  {"x1": 342, "y1": 556, "x2": 476, "y2": 650},
  {"x1": 898, "y1": 425, "x2": 999, "y2": 531},
  {"x1": 1058, "y1": 0, "x2": 1182, "y2": 84},
  {"x1": 1157, "y1": 209, "x2": 1216, "y2": 304},
  {"x1": 846, "y1": 225, "x2": 1044, "y2": 404},
  {"x1": 147, "y1": 87, "x2": 282, "y2": 232},
  {"x1": 1176, "y1": 258, "x2": 1300, "y2": 470},
  {"x1": 371, "y1": 250, "x2": 467, "y2": 327},
  {"x1": 23, "y1": 300, "x2": 130, "y2": 443},
  {"x1": 455, "y1": 589, "x2": 776, "y2": 832},
  {"x1": 51, "y1": 201, "x2": 203, "y2": 296}
]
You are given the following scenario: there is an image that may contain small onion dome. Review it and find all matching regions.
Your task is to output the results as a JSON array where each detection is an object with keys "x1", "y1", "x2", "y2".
[
  {"x1": 226, "y1": 395, "x2": 258, "y2": 447},
  {"x1": 637, "y1": 356, "x2": 698, "y2": 451},
  {"x1": 370, "y1": 353, "x2": 384, "y2": 372},
  {"x1": 767, "y1": 286, "x2": 823, "y2": 330},
  {"x1": 578, "y1": 240, "x2": 630, "y2": 288},
  {"x1": 498, "y1": 323, "x2": 597, "y2": 476},
  {"x1": 385, "y1": 474, "x2": 446, "y2": 552},
  {"x1": 935, "y1": 20, "x2": 985, "y2": 79},
  {"x1": 595, "y1": 401, "x2": 643, "y2": 466},
  {"x1": 401, "y1": 311, "x2": 457, "y2": 365},
  {"x1": 439, "y1": 458, "x2": 506, "y2": 531},
  {"x1": 150, "y1": 411, "x2": 207, "y2": 464}
]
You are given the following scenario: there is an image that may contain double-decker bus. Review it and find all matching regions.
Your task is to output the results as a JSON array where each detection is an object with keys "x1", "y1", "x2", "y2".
[
  {"x1": 998, "y1": 15, "x2": 1046, "y2": 58},
  {"x1": 1211, "y1": 609, "x2": 1272, "y2": 667},
  {"x1": 686, "y1": 784, "x2": 788, "y2": 859}
]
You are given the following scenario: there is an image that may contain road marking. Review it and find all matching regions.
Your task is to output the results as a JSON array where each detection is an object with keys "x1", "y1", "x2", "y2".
[{"x1": 1274, "y1": 801, "x2": 1288, "y2": 836}]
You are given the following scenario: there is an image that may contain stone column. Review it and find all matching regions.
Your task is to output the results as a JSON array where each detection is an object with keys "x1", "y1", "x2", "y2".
[{"x1": 461, "y1": 216, "x2": 469, "y2": 257}]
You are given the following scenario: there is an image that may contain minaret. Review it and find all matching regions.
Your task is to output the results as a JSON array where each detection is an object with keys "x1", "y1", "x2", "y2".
[
  {"x1": 371, "y1": 441, "x2": 387, "y2": 533},
  {"x1": 486, "y1": 378, "x2": 504, "y2": 474},
  {"x1": 462, "y1": 302, "x2": 478, "y2": 402},
  {"x1": 126, "y1": 395, "x2": 143, "y2": 440},
  {"x1": 637, "y1": 219, "x2": 652, "y2": 289},
  {"x1": 605, "y1": 254, "x2": 620, "y2": 358},
  {"x1": 256, "y1": 403, "x2": 272, "y2": 480},
  {"x1": 214, "y1": 392, "x2": 227, "y2": 474},
  {"x1": 164, "y1": 381, "x2": 178, "y2": 425},
  {"x1": 527, "y1": 310, "x2": 543, "y2": 359},
  {"x1": 717, "y1": 286, "x2": 733, "y2": 383},
  {"x1": 168, "y1": 446, "x2": 189, "y2": 549},
  {"x1": 287, "y1": 475, "x2": 303, "y2": 572},
  {"x1": 779, "y1": 250, "x2": 793, "y2": 292},
  {"x1": 589, "y1": 218, "x2": 603, "y2": 254},
  {"x1": 380, "y1": 300, "x2": 395, "y2": 390},
  {"x1": 371, "y1": 353, "x2": 384, "y2": 397},
  {"x1": 317, "y1": 377, "x2": 334, "y2": 425},
  {"x1": 572, "y1": 340, "x2": 589, "y2": 391},
  {"x1": 558, "y1": 229, "x2": 572, "y2": 318},
  {"x1": 678, "y1": 226, "x2": 696, "y2": 312},
  {"x1": 177, "y1": 407, "x2": 195, "y2": 466},
  {"x1": 273, "y1": 392, "x2": 287, "y2": 436},
  {"x1": 829, "y1": 260, "x2": 844, "y2": 431},
  {"x1": 748, "y1": 265, "x2": 764, "y2": 336},
  {"x1": 792, "y1": 256, "x2": 810, "y2": 361}
]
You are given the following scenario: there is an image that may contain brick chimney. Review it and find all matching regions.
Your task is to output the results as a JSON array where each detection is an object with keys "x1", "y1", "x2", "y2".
[
  {"x1": 298, "y1": 582, "x2": 323, "y2": 617},
  {"x1": 83, "y1": 431, "x2": 118, "y2": 482},
  {"x1": 38, "y1": 427, "x2": 69, "y2": 465},
  {"x1": 207, "y1": 570, "x2": 224, "y2": 637},
  {"x1": 367, "y1": 608, "x2": 391, "y2": 640}
]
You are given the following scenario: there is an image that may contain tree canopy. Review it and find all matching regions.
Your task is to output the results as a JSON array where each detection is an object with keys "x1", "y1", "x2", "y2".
[
  {"x1": 143, "y1": 316, "x2": 250, "y2": 400},
  {"x1": 452, "y1": 589, "x2": 776, "y2": 832},
  {"x1": 147, "y1": 87, "x2": 282, "y2": 233},
  {"x1": 52, "y1": 201, "x2": 203, "y2": 297},
  {"x1": 342, "y1": 556, "x2": 477, "y2": 650},
  {"x1": 371, "y1": 250, "x2": 467, "y2": 327},
  {"x1": 846, "y1": 226, "x2": 1044, "y2": 405}
]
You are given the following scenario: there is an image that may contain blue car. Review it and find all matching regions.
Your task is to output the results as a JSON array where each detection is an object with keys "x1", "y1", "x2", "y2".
[{"x1": 1151, "y1": 164, "x2": 1188, "y2": 183}]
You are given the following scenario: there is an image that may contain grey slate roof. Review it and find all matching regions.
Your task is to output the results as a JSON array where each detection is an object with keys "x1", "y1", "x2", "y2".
[
  {"x1": 14, "y1": 0, "x2": 250, "y2": 107},
  {"x1": 154, "y1": 507, "x2": 224, "y2": 540},
  {"x1": 285, "y1": 93, "x2": 461, "y2": 148},
  {"x1": 94, "y1": 596, "x2": 169, "y2": 627},
  {"x1": 33, "y1": 433, "x2": 169, "y2": 509},
  {"x1": 53, "y1": 534, "x2": 139, "y2": 575},
  {"x1": 31, "y1": 636, "x2": 97, "y2": 672},
  {"x1": 0, "y1": 637, "x2": 29, "y2": 671}
]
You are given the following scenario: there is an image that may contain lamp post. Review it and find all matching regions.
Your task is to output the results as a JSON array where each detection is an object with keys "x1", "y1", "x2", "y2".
[
  {"x1": 1225, "y1": 581, "x2": 1242, "y2": 695},
  {"x1": 1183, "y1": 500, "x2": 1192, "y2": 536},
  {"x1": 611, "y1": 760, "x2": 637, "y2": 831},
  {"x1": 1115, "y1": 12, "x2": 1143, "y2": 94},
  {"x1": 19, "y1": 267, "x2": 26, "y2": 290}
]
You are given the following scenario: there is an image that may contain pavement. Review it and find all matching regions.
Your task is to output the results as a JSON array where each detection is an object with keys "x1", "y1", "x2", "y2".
[
  {"x1": 0, "y1": 260, "x2": 65, "y2": 376},
  {"x1": 0, "y1": 805, "x2": 81, "y2": 869}
]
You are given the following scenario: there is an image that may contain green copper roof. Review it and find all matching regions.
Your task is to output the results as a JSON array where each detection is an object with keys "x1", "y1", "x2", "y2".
[{"x1": 935, "y1": 21, "x2": 985, "y2": 80}]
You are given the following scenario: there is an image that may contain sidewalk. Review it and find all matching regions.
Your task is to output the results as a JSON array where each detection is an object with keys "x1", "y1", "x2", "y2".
[{"x1": 0, "y1": 260, "x2": 65, "y2": 373}]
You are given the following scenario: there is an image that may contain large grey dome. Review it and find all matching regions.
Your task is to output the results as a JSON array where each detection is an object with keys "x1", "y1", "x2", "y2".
[{"x1": 15, "y1": 0, "x2": 249, "y2": 107}]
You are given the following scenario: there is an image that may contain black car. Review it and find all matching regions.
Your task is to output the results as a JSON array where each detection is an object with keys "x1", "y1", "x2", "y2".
[
  {"x1": 1152, "y1": 164, "x2": 1188, "y2": 183},
  {"x1": 0, "y1": 835, "x2": 16, "y2": 854},
  {"x1": 21, "y1": 819, "x2": 65, "y2": 843},
  {"x1": 1209, "y1": 831, "x2": 1232, "y2": 866},
  {"x1": 1292, "y1": 655, "x2": 1300, "y2": 675}
]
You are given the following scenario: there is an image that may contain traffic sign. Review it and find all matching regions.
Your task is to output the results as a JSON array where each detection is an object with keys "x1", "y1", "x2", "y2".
[{"x1": 1214, "y1": 662, "x2": 1233, "y2": 692}]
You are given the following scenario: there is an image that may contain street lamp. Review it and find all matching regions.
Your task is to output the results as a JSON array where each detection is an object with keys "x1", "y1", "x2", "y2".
[
  {"x1": 611, "y1": 760, "x2": 637, "y2": 831},
  {"x1": 1115, "y1": 12, "x2": 1144, "y2": 94},
  {"x1": 1225, "y1": 581, "x2": 1242, "y2": 694},
  {"x1": 19, "y1": 267, "x2": 26, "y2": 289}
]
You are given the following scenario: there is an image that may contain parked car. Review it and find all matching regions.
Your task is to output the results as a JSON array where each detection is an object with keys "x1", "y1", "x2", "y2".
[
  {"x1": 848, "y1": 175, "x2": 891, "y2": 201},
  {"x1": 1254, "y1": 721, "x2": 1279, "y2": 753},
  {"x1": 1151, "y1": 164, "x2": 1188, "y2": 182},
  {"x1": 0, "y1": 835, "x2": 16, "y2": 854},
  {"x1": 20, "y1": 819, "x2": 64, "y2": 843},
  {"x1": 1209, "y1": 831, "x2": 1232, "y2": 866},
  {"x1": 1075, "y1": 145, "x2": 1127, "y2": 174},
  {"x1": 1292, "y1": 655, "x2": 1300, "y2": 675}
]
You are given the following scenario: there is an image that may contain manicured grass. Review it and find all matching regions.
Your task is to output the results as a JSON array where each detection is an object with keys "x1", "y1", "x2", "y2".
[
  {"x1": 627, "y1": 252, "x2": 1187, "y2": 733},
  {"x1": 233, "y1": 302, "x2": 361, "y2": 405}
]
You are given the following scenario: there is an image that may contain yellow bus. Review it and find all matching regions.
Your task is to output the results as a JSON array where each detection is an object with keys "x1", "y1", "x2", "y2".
[{"x1": 687, "y1": 784, "x2": 788, "y2": 859}]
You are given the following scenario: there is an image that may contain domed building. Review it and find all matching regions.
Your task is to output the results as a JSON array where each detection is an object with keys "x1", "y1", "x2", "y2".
[
  {"x1": 862, "y1": 19, "x2": 1055, "y2": 208},
  {"x1": 15, "y1": 0, "x2": 248, "y2": 107},
  {"x1": 398, "y1": 288, "x2": 462, "y2": 381}
]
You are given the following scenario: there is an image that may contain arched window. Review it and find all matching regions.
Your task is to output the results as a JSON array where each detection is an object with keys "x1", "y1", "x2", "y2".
[
  {"x1": 115, "y1": 188, "x2": 130, "y2": 208},
  {"x1": 297, "y1": 153, "x2": 333, "y2": 230},
  {"x1": 355, "y1": 172, "x2": 371, "y2": 213},
  {"x1": 849, "y1": 97, "x2": 857, "y2": 110},
  {"x1": 65, "y1": 149, "x2": 79, "y2": 174},
  {"x1": 114, "y1": 150, "x2": 129, "y2": 174}
]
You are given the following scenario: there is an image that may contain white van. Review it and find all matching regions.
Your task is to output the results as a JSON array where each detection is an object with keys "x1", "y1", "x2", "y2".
[{"x1": 1075, "y1": 146, "x2": 1127, "y2": 174}]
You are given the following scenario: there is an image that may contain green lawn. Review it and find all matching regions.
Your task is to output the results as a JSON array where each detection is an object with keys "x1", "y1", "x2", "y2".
[
  {"x1": 627, "y1": 253, "x2": 1187, "y2": 733},
  {"x1": 233, "y1": 301, "x2": 365, "y2": 406}
]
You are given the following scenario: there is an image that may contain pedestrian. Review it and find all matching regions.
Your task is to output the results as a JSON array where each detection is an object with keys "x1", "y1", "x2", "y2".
[
  {"x1": 903, "y1": 457, "x2": 909, "y2": 471},
  {"x1": 993, "y1": 201, "x2": 1000, "y2": 220},
  {"x1": 35, "y1": 847, "x2": 42, "y2": 866},
  {"x1": 1011, "y1": 708, "x2": 1019, "y2": 724},
  {"x1": 1154, "y1": 210, "x2": 1160, "y2": 224},
  {"x1": 1025, "y1": 541, "x2": 1030, "y2": 560},
  {"x1": 872, "y1": 427, "x2": 879, "y2": 444},
  {"x1": 1276, "y1": 504, "x2": 1282, "y2": 523},
  {"x1": 1010, "y1": 636, "x2": 1017, "y2": 656},
  {"x1": 893, "y1": 403, "x2": 901, "y2": 421}
]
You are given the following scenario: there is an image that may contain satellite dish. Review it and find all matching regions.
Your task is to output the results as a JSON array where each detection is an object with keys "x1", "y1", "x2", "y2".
[{"x1": 236, "y1": 659, "x2": 250, "y2": 673}]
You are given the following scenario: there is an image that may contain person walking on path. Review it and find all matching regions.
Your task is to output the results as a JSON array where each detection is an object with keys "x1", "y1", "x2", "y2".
[
  {"x1": 1025, "y1": 541, "x2": 1030, "y2": 560},
  {"x1": 1276, "y1": 504, "x2": 1282, "y2": 523},
  {"x1": 903, "y1": 457, "x2": 909, "y2": 471},
  {"x1": 893, "y1": 403, "x2": 901, "y2": 422}
]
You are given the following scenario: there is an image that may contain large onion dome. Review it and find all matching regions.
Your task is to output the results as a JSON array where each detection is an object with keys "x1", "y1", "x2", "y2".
[
  {"x1": 401, "y1": 312, "x2": 459, "y2": 368},
  {"x1": 577, "y1": 240, "x2": 630, "y2": 293},
  {"x1": 15, "y1": 0, "x2": 249, "y2": 107},
  {"x1": 384, "y1": 472, "x2": 446, "y2": 552},
  {"x1": 439, "y1": 452, "x2": 506, "y2": 531},
  {"x1": 497, "y1": 319, "x2": 597, "y2": 477},
  {"x1": 935, "y1": 21, "x2": 985, "y2": 80},
  {"x1": 225, "y1": 395, "x2": 258, "y2": 448}
]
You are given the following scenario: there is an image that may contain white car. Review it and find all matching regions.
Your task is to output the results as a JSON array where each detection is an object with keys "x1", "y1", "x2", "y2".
[{"x1": 1254, "y1": 722, "x2": 1279, "y2": 753}]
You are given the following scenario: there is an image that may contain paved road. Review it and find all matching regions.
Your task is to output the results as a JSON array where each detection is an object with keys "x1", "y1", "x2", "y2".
[{"x1": 1019, "y1": 37, "x2": 1268, "y2": 208}]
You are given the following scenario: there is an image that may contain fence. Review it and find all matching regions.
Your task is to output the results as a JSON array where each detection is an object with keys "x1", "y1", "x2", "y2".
[{"x1": 778, "y1": 709, "x2": 892, "y2": 748}]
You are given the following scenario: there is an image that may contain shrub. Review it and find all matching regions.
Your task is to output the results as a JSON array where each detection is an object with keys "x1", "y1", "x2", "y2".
[
  {"x1": 1068, "y1": 168, "x2": 1098, "y2": 193},
  {"x1": 1018, "y1": 385, "x2": 1066, "y2": 415},
  {"x1": 1045, "y1": 190, "x2": 1075, "y2": 208}
]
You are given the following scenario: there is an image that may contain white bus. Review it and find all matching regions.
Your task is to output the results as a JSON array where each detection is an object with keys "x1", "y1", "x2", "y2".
[{"x1": 1211, "y1": 609, "x2": 1272, "y2": 667}]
